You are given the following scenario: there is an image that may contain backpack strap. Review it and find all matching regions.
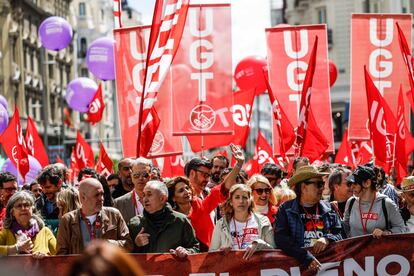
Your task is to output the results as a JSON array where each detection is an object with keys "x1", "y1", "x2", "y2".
[{"x1": 382, "y1": 197, "x2": 390, "y2": 230}]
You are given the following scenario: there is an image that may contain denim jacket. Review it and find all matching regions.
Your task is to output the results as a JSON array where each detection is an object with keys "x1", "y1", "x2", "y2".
[{"x1": 274, "y1": 198, "x2": 343, "y2": 266}]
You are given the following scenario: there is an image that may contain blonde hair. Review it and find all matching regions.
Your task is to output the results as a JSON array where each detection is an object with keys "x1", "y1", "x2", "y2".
[
  {"x1": 274, "y1": 186, "x2": 296, "y2": 206},
  {"x1": 247, "y1": 174, "x2": 278, "y2": 206},
  {"x1": 57, "y1": 187, "x2": 81, "y2": 217},
  {"x1": 223, "y1": 184, "x2": 255, "y2": 222}
]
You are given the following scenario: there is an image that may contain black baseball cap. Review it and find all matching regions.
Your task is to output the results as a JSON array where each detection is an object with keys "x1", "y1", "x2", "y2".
[{"x1": 346, "y1": 165, "x2": 376, "y2": 184}]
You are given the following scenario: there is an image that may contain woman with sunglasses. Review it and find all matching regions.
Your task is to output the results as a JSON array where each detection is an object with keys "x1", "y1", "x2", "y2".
[
  {"x1": 209, "y1": 184, "x2": 275, "y2": 260},
  {"x1": 0, "y1": 191, "x2": 56, "y2": 257},
  {"x1": 247, "y1": 174, "x2": 278, "y2": 224},
  {"x1": 167, "y1": 144, "x2": 245, "y2": 252}
]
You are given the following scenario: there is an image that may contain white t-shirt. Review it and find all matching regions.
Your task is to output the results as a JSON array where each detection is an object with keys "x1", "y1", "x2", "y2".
[
  {"x1": 86, "y1": 214, "x2": 97, "y2": 225},
  {"x1": 229, "y1": 216, "x2": 259, "y2": 250}
]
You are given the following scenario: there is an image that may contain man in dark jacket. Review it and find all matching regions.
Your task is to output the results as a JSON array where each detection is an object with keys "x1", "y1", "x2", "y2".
[
  {"x1": 128, "y1": 180, "x2": 199, "y2": 257},
  {"x1": 274, "y1": 165, "x2": 343, "y2": 272}
]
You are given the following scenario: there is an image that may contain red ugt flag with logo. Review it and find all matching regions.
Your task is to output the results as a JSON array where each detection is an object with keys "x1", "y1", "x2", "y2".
[
  {"x1": 75, "y1": 131, "x2": 94, "y2": 170},
  {"x1": 25, "y1": 116, "x2": 49, "y2": 167},
  {"x1": 87, "y1": 84, "x2": 105, "y2": 125},
  {"x1": 96, "y1": 143, "x2": 114, "y2": 177}
]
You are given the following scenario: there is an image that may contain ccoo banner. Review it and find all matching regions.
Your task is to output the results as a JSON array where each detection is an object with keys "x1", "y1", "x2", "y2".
[
  {"x1": 349, "y1": 14, "x2": 411, "y2": 140},
  {"x1": 171, "y1": 4, "x2": 234, "y2": 136},
  {"x1": 266, "y1": 24, "x2": 334, "y2": 156}
]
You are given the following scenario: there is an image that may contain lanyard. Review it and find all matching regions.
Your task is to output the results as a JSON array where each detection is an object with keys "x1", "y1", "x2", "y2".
[
  {"x1": 80, "y1": 209, "x2": 100, "y2": 240},
  {"x1": 301, "y1": 204, "x2": 319, "y2": 233},
  {"x1": 233, "y1": 216, "x2": 250, "y2": 249},
  {"x1": 131, "y1": 191, "x2": 142, "y2": 216},
  {"x1": 359, "y1": 193, "x2": 376, "y2": 234}
]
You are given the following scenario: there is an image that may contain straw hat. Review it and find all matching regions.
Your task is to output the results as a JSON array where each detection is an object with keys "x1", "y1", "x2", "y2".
[
  {"x1": 288, "y1": 165, "x2": 329, "y2": 189},
  {"x1": 399, "y1": 176, "x2": 414, "y2": 193}
]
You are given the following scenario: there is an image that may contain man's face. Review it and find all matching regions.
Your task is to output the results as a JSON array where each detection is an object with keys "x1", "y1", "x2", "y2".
[
  {"x1": 1, "y1": 181, "x2": 17, "y2": 204},
  {"x1": 41, "y1": 180, "x2": 61, "y2": 202},
  {"x1": 334, "y1": 174, "x2": 353, "y2": 202},
  {"x1": 132, "y1": 164, "x2": 152, "y2": 193},
  {"x1": 30, "y1": 184, "x2": 43, "y2": 199},
  {"x1": 82, "y1": 184, "x2": 104, "y2": 214},
  {"x1": 190, "y1": 166, "x2": 210, "y2": 193},
  {"x1": 301, "y1": 177, "x2": 324, "y2": 203},
  {"x1": 263, "y1": 174, "x2": 280, "y2": 188},
  {"x1": 402, "y1": 191, "x2": 414, "y2": 215},
  {"x1": 118, "y1": 159, "x2": 133, "y2": 187},
  {"x1": 143, "y1": 186, "x2": 166, "y2": 214},
  {"x1": 107, "y1": 179, "x2": 119, "y2": 191},
  {"x1": 211, "y1": 159, "x2": 227, "y2": 183}
]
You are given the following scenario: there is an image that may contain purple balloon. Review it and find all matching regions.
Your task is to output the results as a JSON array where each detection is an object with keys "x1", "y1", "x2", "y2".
[
  {"x1": 38, "y1": 16, "x2": 73, "y2": 51},
  {"x1": 0, "y1": 104, "x2": 8, "y2": 135},
  {"x1": 66, "y1": 78, "x2": 98, "y2": 112},
  {"x1": 0, "y1": 95, "x2": 8, "y2": 110},
  {"x1": 86, "y1": 37, "x2": 115, "y2": 80},
  {"x1": 2, "y1": 155, "x2": 42, "y2": 187}
]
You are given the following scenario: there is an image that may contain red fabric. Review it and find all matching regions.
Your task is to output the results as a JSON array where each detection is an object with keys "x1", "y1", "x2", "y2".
[
  {"x1": 264, "y1": 72, "x2": 295, "y2": 158},
  {"x1": 25, "y1": 116, "x2": 49, "y2": 167},
  {"x1": 293, "y1": 37, "x2": 319, "y2": 157},
  {"x1": 188, "y1": 184, "x2": 227, "y2": 248},
  {"x1": 56, "y1": 156, "x2": 64, "y2": 165},
  {"x1": 0, "y1": 107, "x2": 29, "y2": 180},
  {"x1": 96, "y1": 143, "x2": 114, "y2": 177},
  {"x1": 161, "y1": 155, "x2": 185, "y2": 178},
  {"x1": 248, "y1": 131, "x2": 276, "y2": 175},
  {"x1": 364, "y1": 67, "x2": 396, "y2": 172},
  {"x1": 87, "y1": 84, "x2": 105, "y2": 125},
  {"x1": 266, "y1": 203, "x2": 278, "y2": 225},
  {"x1": 69, "y1": 147, "x2": 79, "y2": 183},
  {"x1": 335, "y1": 129, "x2": 356, "y2": 169},
  {"x1": 75, "y1": 131, "x2": 94, "y2": 170}
]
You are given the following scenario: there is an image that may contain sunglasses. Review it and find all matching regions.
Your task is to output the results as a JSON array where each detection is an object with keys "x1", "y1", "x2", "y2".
[
  {"x1": 132, "y1": 172, "x2": 150, "y2": 179},
  {"x1": 195, "y1": 169, "x2": 210, "y2": 178},
  {"x1": 304, "y1": 180, "x2": 325, "y2": 188},
  {"x1": 254, "y1": 188, "x2": 272, "y2": 195}
]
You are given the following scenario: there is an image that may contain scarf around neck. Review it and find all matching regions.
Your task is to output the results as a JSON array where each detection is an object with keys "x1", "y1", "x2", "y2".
[{"x1": 11, "y1": 218, "x2": 40, "y2": 239}]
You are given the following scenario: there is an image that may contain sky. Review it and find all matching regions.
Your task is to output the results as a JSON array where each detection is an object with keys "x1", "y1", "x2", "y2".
[{"x1": 129, "y1": 0, "x2": 280, "y2": 68}]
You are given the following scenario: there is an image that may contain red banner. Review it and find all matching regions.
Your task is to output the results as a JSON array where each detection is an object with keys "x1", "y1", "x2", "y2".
[
  {"x1": 96, "y1": 143, "x2": 114, "y2": 178},
  {"x1": 171, "y1": 4, "x2": 233, "y2": 136},
  {"x1": 87, "y1": 83, "x2": 105, "y2": 125},
  {"x1": 25, "y1": 116, "x2": 49, "y2": 167},
  {"x1": 266, "y1": 24, "x2": 333, "y2": 156},
  {"x1": 2, "y1": 234, "x2": 414, "y2": 275},
  {"x1": 75, "y1": 131, "x2": 94, "y2": 170},
  {"x1": 349, "y1": 14, "x2": 411, "y2": 140},
  {"x1": 113, "y1": 26, "x2": 182, "y2": 158}
]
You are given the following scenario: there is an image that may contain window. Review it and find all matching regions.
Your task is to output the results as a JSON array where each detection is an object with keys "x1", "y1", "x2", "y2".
[
  {"x1": 80, "y1": 37, "x2": 87, "y2": 58},
  {"x1": 79, "y1": 2, "x2": 86, "y2": 16},
  {"x1": 101, "y1": 9, "x2": 105, "y2": 22},
  {"x1": 317, "y1": 7, "x2": 327, "y2": 24},
  {"x1": 81, "y1": 68, "x2": 89, "y2": 77}
]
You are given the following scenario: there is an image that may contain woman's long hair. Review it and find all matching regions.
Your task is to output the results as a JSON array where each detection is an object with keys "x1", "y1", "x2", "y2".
[
  {"x1": 223, "y1": 184, "x2": 255, "y2": 223},
  {"x1": 3, "y1": 191, "x2": 44, "y2": 229},
  {"x1": 247, "y1": 174, "x2": 278, "y2": 206},
  {"x1": 165, "y1": 176, "x2": 194, "y2": 209},
  {"x1": 57, "y1": 187, "x2": 81, "y2": 218}
]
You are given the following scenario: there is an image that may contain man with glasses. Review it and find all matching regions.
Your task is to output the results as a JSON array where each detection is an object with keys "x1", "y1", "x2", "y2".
[
  {"x1": 274, "y1": 165, "x2": 343, "y2": 273},
  {"x1": 0, "y1": 172, "x2": 18, "y2": 228},
  {"x1": 184, "y1": 157, "x2": 213, "y2": 199},
  {"x1": 114, "y1": 158, "x2": 152, "y2": 224},
  {"x1": 112, "y1": 158, "x2": 134, "y2": 199}
]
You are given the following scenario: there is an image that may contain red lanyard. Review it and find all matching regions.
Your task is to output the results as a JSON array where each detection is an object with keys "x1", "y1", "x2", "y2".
[
  {"x1": 233, "y1": 216, "x2": 250, "y2": 249},
  {"x1": 132, "y1": 191, "x2": 141, "y2": 216},
  {"x1": 80, "y1": 209, "x2": 100, "y2": 240},
  {"x1": 301, "y1": 204, "x2": 319, "y2": 233},
  {"x1": 359, "y1": 193, "x2": 376, "y2": 234}
]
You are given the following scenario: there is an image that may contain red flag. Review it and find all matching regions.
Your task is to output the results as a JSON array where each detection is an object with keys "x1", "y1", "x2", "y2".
[
  {"x1": 64, "y1": 107, "x2": 73, "y2": 128},
  {"x1": 251, "y1": 131, "x2": 276, "y2": 174},
  {"x1": 87, "y1": 84, "x2": 105, "y2": 125},
  {"x1": 56, "y1": 156, "x2": 64, "y2": 165},
  {"x1": 396, "y1": 22, "x2": 414, "y2": 110},
  {"x1": 264, "y1": 71, "x2": 295, "y2": 159},
  {"x1": 364, "y1": 67, "x2": 396, "y2": 172},
  {"x1": 96, "y1": 143, "x2": 114, "y2": 177},
  {"x1": 187, "y1": 89, "x2": 255, "y2": 152},
  {"x1": 243, "y1": 159, "x2": 259, "y2": 178},
  {"x1": 301, "y1": 108, "x2": 330, "y2": 163},
  {"x1": 335, "y1": 129, "x2": 356, "y2": 169},
  {"x1": 75, "y1": 131, "x2": 94, "y2": 170},
  {"x1": 0, "y1": 107, "x2": 29, "y2": 180},
  {"x1": 214, "y1": 151, "x2": 228, "y2": 158},
  {"x1": 161, "y1": 155, "x2": 185, "y2": 178},
  {"x1": 69, "y1": 147, "x2": 79, "y2": 183},
  {"x1": 395, "y1": 87, "x2": 408, "y2": 180},
  {"x1": 293, "y1": 37, "x2": 319, "y2": 157},
  {"x1": 352, "y1": 140, "x2": 373, "y2": 166},
  {"x1": 25, "y1": 116, "x2": 49, "y2": 167},
  {"x1": 136, "y1": 0, "x2": 189, "y2": 157}
]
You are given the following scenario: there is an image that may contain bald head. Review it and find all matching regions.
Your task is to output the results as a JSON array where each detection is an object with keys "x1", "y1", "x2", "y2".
[{"x1": 79, "y1": 178, "x2": 104, "y2": 215}]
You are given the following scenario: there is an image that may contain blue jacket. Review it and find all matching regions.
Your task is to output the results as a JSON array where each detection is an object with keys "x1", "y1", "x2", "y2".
[{"x1": 274, "y1": 198, "x2": 343, "y2": 266}]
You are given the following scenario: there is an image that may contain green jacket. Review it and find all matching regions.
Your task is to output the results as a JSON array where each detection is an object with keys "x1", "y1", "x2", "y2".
[{"x1": 128, "y1": 205, "x2": 200, "y2": 254}]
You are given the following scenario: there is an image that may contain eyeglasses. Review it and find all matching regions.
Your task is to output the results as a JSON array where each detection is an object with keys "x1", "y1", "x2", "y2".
[
  {"x1": 132, "y1": 172, "x2": 150, "y2": 179},
  {"x1": 194, "y1": 169, "x2": 210, "y2": 178},
  {"x1": 304, "y1": 181, "x2": 325, "y2": 189},
  {"x1": 2, "y1": 187, "x2": 17, "y2": 193},
  {"x1": 14, "y1": 203, "x2": 32, "y2": 210},
  {"x1": 254, "y1": 188, "x2": 272, "y2": 195}
]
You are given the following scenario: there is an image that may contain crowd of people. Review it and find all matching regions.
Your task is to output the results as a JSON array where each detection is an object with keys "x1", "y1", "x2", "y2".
[{"x1": 0, "y1": 143, "x2": 413, "y2": 273}]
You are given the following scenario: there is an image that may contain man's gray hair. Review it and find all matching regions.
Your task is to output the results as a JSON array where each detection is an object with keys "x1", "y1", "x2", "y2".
[
  {"x1": 132, "y1": 157, "x2": 153, "y2": 169},
  {"x1": 146, "y1": 180, "x2": 168, "y2": 197}
]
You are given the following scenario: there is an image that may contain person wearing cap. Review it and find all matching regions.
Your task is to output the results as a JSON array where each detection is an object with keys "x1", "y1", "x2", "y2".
[
  {"x1": 344, "y1": 165, "x2": 406, "y2": 238},
  {"x1": 398, "y1": 176, "x2": 414, "y2": 232},
  {"x1": 274, "y1": 165, "x2": 343, "y2": 272}
]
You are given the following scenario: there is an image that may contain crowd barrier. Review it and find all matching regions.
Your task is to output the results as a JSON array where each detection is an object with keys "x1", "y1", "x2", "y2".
[{"x1": 1, "y1": 233, "x2": 413, "y2": 276}]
